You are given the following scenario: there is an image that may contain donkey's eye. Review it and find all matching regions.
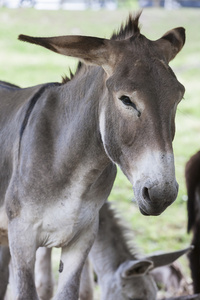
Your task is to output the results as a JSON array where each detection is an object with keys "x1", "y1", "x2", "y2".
[
  {"x1": 119, "y1": 95, "x2": 133, "y2": 106},
  {"x1": 119, "y1": 95, "x2": 141, "y2": 117}
]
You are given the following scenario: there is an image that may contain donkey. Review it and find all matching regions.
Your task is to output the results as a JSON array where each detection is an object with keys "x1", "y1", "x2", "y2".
[
  {"x1": 0, "y1": 12, "x2": 185, "y2": 300},
  {"x1": 83, "y1": 201, "x2": 192, "y2": 300},
  {"x1": 186, "y1": 151, "x2": 200, "y2": 293}
]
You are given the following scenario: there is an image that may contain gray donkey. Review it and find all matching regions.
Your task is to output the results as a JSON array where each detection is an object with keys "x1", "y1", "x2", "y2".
[
  {"x1": 82, "y1": 202, "x2": 192, "y2": 300},
  {"x1": 0, "y1": 12, "x2": 185, "y2": 299}
]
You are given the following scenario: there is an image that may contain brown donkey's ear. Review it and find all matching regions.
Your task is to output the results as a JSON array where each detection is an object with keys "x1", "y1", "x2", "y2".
[
  {"x1": 155, "y1": 27, "x2": 185, "y2": 63},
  {"x1": 18, "y1": 34, "x2": 115, "y2": 74}
]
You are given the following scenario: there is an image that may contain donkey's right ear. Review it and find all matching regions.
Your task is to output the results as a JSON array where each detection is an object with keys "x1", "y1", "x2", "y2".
[
  {"x1": 155, "y1": 27, "x2": 185, "y2": 63},
  {"x1": 18, "y1": 34, "x2": 115, "y2": 75},
  {"x1": 146, "y1": 245, "x2": 193, "y2": 269}
]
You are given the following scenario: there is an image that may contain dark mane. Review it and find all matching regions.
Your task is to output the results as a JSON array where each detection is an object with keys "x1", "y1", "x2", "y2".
[
  {"x1": 62, "y1": 61, "x2": 83, "y2": 84},
  {"x1": 62, "y1": 12, "x2": 142, "y2": 84},
  {"x1": 111, "y1": 11, "x2": 141, "y2": 41},
  {"x1": 107, "y1": 202, "x2": 141, "y2": 259}
]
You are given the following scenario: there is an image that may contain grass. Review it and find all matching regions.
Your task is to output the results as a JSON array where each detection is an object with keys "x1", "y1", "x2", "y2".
[{"x1": 0, "y1": 6, "x2": 200, "y2": 291}]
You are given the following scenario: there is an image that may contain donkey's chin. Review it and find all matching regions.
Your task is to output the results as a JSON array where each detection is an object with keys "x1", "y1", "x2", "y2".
[
  {"x1": 136, "y1": 191, "x2": 177, "y2": 216},
  {"x1": 139, "y1": 205, "x2": 163, "y2": 216},
  {"x1": 139, "y1": 207, "x2": 151, "y2": 216}
]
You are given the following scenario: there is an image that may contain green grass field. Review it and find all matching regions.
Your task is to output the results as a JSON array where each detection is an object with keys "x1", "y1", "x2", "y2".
[{"x1": 1, "y1": 6, "x2": 200, "y2": 290}]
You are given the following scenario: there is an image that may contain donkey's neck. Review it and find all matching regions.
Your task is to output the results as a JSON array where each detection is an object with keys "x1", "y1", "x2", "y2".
[
  {"x1": 89, "y1": 202, "x2": 139, "y2": 281},
  {"x1": 37, "y1": 65, "x2": 116, "y2": 205},
  {"x1": 60, "y1": 67, "x2": 110, "y2": 166},
  {"x1": 46, "y1": 66, "x2": 108, "y2": 168}
]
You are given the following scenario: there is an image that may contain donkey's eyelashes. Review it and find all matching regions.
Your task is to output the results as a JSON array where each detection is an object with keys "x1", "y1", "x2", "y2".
[{"x1": 119, "y1": 95, "x2": 141, "y2": 117}]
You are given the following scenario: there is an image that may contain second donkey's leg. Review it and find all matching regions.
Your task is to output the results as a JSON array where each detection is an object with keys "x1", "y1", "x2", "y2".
[{"x1": 79, "y1": 259, "x2": 94, "y2": 300}]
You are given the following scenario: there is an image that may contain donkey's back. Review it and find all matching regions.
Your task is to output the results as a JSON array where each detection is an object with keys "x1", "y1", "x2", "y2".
[
  {"x1": 0, "y1": 81, "x2": 57, "y2": 204},
  {"x1": 0, "y1": 80, "x2": 50, "y2": 141}
]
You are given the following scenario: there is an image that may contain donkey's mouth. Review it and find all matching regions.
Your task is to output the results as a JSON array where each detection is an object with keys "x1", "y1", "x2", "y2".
[
  {"x1": 139, "y1": 206, "x2": 161, "y2": 216},
  {"x1": 139, "y1": 207, "x2": 150, "y2": 216}
]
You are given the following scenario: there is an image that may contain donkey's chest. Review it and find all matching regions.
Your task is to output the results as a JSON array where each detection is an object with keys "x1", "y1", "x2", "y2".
[
  {"x1": 0, "y1": 186, "x2": 99, "y2": 248},
  {"x1": 38, "y1": 186, "x2": 102, "y2": 248},
  {"x1": 25, "y1": 171, "x2": 110, "y2": 246},
  {"x1": 4, "y1": 163, "x2": 116, "y2": 248}
]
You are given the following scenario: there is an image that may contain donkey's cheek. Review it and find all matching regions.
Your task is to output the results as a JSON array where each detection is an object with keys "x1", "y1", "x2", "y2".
[
  {"x1": 103, "y1": 134, "x2": 122, "y2": 164},
  {"x1": 103, "y1": 122, "x2": 137, "y2": 165},
  {"x1": 99, "y1": 106, "x2": 124, "y2": 164}
]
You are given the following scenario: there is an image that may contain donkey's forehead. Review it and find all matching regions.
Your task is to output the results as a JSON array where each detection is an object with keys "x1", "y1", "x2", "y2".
[
  {"x1": 108, "y1": 54, "x2": 180, "y2": 92},
  {"x1": 109, "y1": 36, "x2": 165, "y2": 76},
  {"x1": 116, "y1": 34, "x2": 161, "y2": 59},
  {"x1": 106, "y1": 54, "x2": 185, "y2": 109}
]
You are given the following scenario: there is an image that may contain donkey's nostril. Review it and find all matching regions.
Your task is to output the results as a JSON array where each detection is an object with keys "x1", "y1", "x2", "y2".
[{"x1": 142, "y1": 187, "x2": 151, "y2": 202}]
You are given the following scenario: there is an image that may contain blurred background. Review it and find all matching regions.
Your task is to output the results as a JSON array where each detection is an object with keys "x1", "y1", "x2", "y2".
[
  {"x1": 1, "y1": 0, "x2": 200, "y2": 10},
  {"x1": 0, "y1": 1, "x2": 200, "y2": 298}
]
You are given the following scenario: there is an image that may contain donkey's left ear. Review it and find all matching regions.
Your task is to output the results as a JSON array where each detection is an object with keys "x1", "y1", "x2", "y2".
[
  {"x1": 119, "y1": 260, "x2": 154, "y2": 279},
  {"x1": 18, "y1": 34, "x2": 115, "y2": 75},
  {"x1": 155, "y1": 27, "x2": 185, "y2": 63}
]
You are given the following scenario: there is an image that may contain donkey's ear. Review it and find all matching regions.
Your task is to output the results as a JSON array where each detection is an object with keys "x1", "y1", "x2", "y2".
[
  {"x1": 119, "y1": 260, "x2": 153, "y2": 279},
  {"x1": 18, "y1": 34, "x2": 114, "y2": 74},
  {"x1": 146, "y1": 245, "x2": 193, "y2": 270},
  {"x1": 155, "y1": 27, "x2": 185, "y2": 63}
]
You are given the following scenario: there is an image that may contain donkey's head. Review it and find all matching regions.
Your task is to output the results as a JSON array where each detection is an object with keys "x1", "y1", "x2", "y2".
[
  {"x1": 101, "y1": 246, "x2": 192, "y2": 300},
  {"x1": 18, "y1": 12, "x2": 185, "y2": 216}
]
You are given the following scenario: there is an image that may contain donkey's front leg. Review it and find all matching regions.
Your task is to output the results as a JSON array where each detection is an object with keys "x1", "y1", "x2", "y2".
[
  {"x1": 35, "y1": 247, "x2": 54, "y2": 300},
  {"x1": 54, "y1": 220, "x2": 98, "y2": 300},
  {"x1": 8, "y1": 219, "x2": 39, "y2": 300}
]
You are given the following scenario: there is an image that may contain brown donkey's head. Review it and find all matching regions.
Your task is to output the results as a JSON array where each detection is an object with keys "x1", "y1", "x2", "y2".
[{"x1": 19, "y1": 13, "x2": 185, "y2": 216}]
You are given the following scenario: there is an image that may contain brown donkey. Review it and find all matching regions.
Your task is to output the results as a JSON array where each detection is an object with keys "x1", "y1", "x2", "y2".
[
  {"x1": 186, "y1": 151, "x2": 200, "y2": 293},
  {"x1": 0, "y1": 13, "x2": 185, "y2": 300}
]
